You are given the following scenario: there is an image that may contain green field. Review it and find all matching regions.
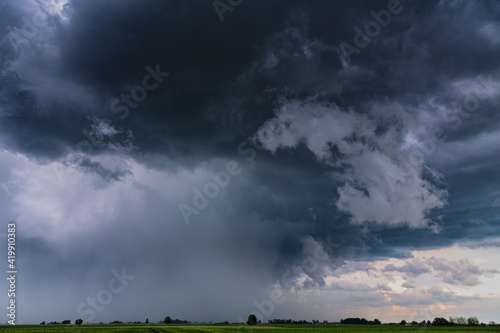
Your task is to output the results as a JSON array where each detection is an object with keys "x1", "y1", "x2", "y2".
[{"x1": 1, "y1": 324, "x2": 500, "y2": 333}]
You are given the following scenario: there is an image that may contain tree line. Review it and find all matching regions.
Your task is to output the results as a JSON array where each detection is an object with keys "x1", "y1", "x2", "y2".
[
  {"x1": 338, "y1": 316, "x2": 491, "y2": 326},
  {"x1": 39, "y1": 316, "x2": 188, "y2": 325},
  {"x1": 37, "y1": 314, "x2": 498, "y2": 327},
  {"x1": 247, "y1": 315, "x2": 497, "y2": 326},
  {"x1": 340, "y1": 318, "x2": 381, "y2": 325}
]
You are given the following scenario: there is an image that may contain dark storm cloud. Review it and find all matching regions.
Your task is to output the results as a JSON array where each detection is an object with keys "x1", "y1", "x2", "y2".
[
  {"x1": 77, "y1": 157, "x2": 132, "y2": 182},
  {"x1": 1, "y1": 0, "x2": 499, "y2": 160},
  {"x1": 1, "y1": 0, "x2": 500, "y2": 323}
]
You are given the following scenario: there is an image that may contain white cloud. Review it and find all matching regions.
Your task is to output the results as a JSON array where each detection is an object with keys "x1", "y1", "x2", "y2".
[
  {"x1": 0, "y1": 150, "x2": 233, "y2": 243},
  {"x1": 255, "y1": 99, "x2": 447, "y2": 229}
]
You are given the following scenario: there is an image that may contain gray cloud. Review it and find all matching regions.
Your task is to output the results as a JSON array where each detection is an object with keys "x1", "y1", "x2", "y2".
[
  {"x1": 0, "y1": 0, "x2": 499, "y2": 324},
  {"x1": 383, "y1": 258, "x2": 431, "y2": 275},
  {"x1": 383, "y1": 256, "x2": 499, "y2": 287},
  {"x1": 427, "y1": 257, "x2": 499, "y2": 287}
]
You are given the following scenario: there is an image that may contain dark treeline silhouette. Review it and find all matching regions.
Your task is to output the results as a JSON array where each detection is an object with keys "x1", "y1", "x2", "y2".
[
  {"x1": 40, "y1": 320, "x2": 71, "y2": 325},
  {"x1": 163, "y1": 316, "x2": 189, "y2": 324},
  {"x1": 432, "y1": 316, "x2": 481, "y2": 326},
  {"x1": 38, "y1": 315, "x2": 189, "y2": 326},
  {"x1": 340, "y1": 318, "x2": 381, "y2": 325},
  {"x1": 268, "y1": 319, "x2": 313, "y2": 324},
  {"x1": 37, "y1": 314, "x2": 496, "y2": 327},
  {"x1": 385, "y1": 317, "x2": 492, "y2": 326}
]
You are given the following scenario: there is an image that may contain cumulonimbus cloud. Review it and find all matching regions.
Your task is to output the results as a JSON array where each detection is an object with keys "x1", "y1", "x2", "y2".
[{"x1": 255, "y1": 99, "x2": 448, "y2": 229}]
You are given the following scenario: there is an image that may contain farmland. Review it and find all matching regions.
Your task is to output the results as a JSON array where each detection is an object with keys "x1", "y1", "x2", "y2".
[{"x1": 1, "y1": 324, "x2": 500, "y2": 332}]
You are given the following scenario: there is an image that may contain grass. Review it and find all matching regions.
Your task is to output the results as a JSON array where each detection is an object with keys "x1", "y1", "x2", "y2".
[{"x1": 1, "y1": 324, "x2": 500, "y2": 332}]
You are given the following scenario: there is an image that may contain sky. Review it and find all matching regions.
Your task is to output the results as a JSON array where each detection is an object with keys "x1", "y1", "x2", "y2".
[{"x1": 0, "y1": 0, "x2": 500, "y2": 325}]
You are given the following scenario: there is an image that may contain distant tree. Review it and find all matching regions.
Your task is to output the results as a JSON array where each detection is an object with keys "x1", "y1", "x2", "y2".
[
  {"x1": 75, "y1": 319, "x2": 83, "y2": 325},
  {"x1": 489, "y1": 321, "x2": 497, "y2": 326},
  {"x1": 341, "y1": 318, "x2": 369, "y2": 325},
  {"x1": 399, "y1": 320, "x2": 407, "y2": 325},
  {"x1": 467, "y1": 316, "x2": 479, "y2": 326},
  {"x1": 432, "y1": 317, "x2": 449, "y2": 326},
  {"x1": 373, "y1": 319, "x2": 381, "y2": 325},
  {"x1": 145, "y1": 318, "x2": 149, "y2": 324},
  {"x1": 62, "y1": 320, "x2": 71, "y2": 325},
  {"x1": 427, "y1": 320, "x2": 431, "y2": 326},
  {"x1": 40, "y1": 321, "x2": 45, "y2": 325},
  {"x1": 164, "y1": 316, "x2": 172, "y2": 324},
  {"x1": 411, "y1": 321, "x2": 418, "y2": 326},
  {"x1": 247, "y1": 314, "x2": 257, "y2": 326}
]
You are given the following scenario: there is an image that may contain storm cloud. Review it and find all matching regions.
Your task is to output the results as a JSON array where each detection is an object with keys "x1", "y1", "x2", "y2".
[{"x1": 1, "y1": 0, "x2": 500, "y2": 325}]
